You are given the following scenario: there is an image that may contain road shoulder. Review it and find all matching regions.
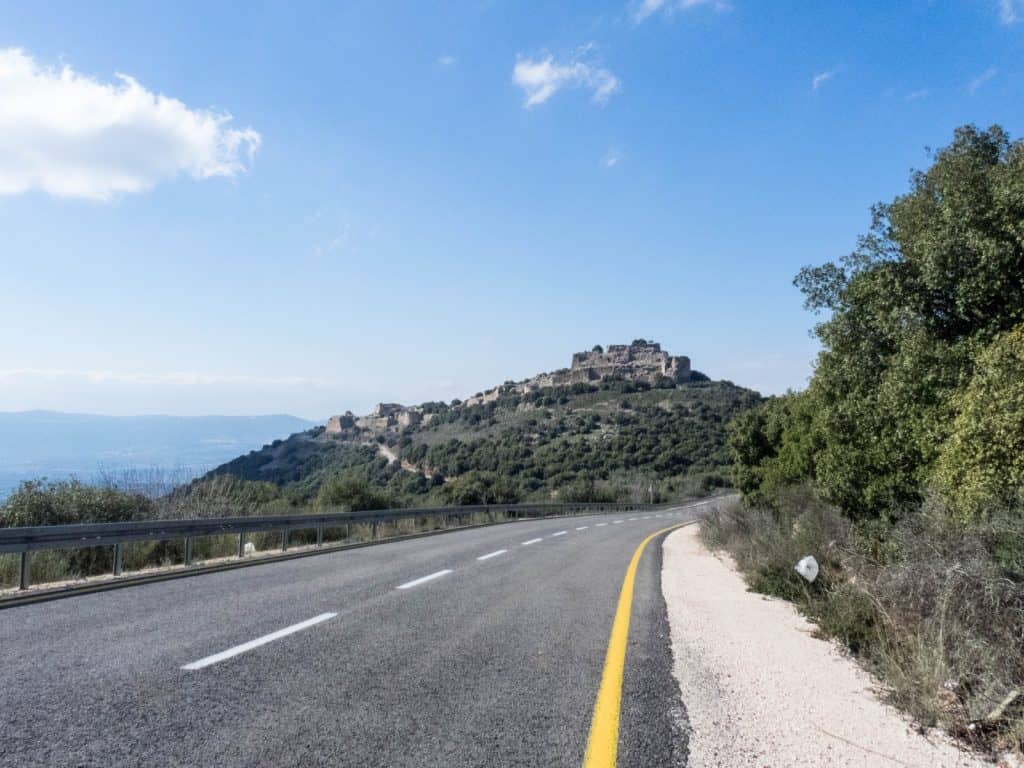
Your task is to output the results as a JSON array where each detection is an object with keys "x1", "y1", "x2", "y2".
[{"x1": 661, "y1": 525, "x2": 989, "y2": 768}]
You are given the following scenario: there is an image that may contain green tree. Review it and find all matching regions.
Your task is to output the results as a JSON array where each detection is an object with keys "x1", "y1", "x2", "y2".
[
  {"x1": 727, "y1": 391, "x2": 821, "y2": 506},
  {"x1": 935, "y1": 325, "x2": 1024, "y2": 519},
  {"x1": 792, "y1": 125, "x2": 1024, "y2": 518}
]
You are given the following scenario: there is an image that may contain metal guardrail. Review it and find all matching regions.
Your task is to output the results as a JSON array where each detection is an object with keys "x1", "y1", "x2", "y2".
[{"x1": 0, "y1": 501, "x2": 665, "y2": 590}]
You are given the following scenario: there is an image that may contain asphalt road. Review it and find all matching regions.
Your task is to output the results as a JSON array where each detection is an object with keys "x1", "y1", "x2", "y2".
[{"x1": 0, "y1": 499, "x2": 726, "y2": 768}]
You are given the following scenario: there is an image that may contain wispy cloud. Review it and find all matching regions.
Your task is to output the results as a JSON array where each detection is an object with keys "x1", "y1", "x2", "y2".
[
  {"x1": 998, "y1": 0, "x2": 1021, "y2": 24},
  {"x1": 513, "y1": 47, "x2": 620, "y2": 108},
  {"x1": 602, "y1": 148, "x2": 622, "y2": 168},
  {"x1": 905, "y1": 89, "x2": 929, "y2": 102},
  {"x1": 968, "y1": 67, "x2": 998, "y2": 93},
  {"x1": 437, "y1": 54, "x2": 457, "y2": 67},
  {"x1": 631, "y1": 0, "x2": 731, "y2": 24},
  {"x1": 0, "y1": 48, "x2": 259, "y2": 202},
  {"x1": 811, "y1": 70, "x2": 836, "y2": 91}
]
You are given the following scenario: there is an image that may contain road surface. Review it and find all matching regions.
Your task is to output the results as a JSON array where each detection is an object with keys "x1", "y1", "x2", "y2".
[{"x1": 0, "y1": 499, "x2": 726, "y2": 768}]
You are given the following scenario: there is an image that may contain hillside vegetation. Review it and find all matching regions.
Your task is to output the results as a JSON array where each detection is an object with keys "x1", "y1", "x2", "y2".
[
  {"x1": 206, "y1": 375, "x2": 758, "y2": 508},
  {"x1": 0, "y1": 366, "x2": 756, "y2": 588},
  {"x1": 709, "y1": 125, "x2": 1024, "y2": 757}
]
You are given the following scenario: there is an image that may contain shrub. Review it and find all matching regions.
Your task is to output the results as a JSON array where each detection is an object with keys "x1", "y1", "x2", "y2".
[
  {"x1": 315, "y1": 475, "x2": 395, "y2": 511},
  {"x1": 1, "y1": 478, "x2": 153, "y2": 527},
  {"x1": 559, "y1": 476, "x2": 621, "y2": 503},
  {"x1": 701, "y1": 490, "x2": 1024, "y2": 755},
  {"x1": 0, "y1": 479, "x2": 155, "y2": 577},
  {"x1": 439, "y1": 471, "x2": 520, "y2": 505}
]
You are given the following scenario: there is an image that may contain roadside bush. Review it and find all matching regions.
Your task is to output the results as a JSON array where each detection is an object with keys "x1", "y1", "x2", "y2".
[
  {"x1": 0, "y1": 479, "x2": 155, "y2": 577},
  {"x1": 165, "y1": 475, "x2": 284, "y2": 518},
  {"x1": 701, "y1": 491, "x2": 1024, "y2": 756},
  {"x1": 559, "y1": 476, "x2": 622, "y2": 503},
  {"x1": 701, "y1": 485, "x2": 849, "y2": 601},
  {"x1": 315, "y1": 475, "x2": 396, "y2": 511},
  {"x1": 439, "y1": 471, "x2": 520, "y2": 506},
  {"x1": 1, "y1": 478, "x2": 154, "y2": 527}
]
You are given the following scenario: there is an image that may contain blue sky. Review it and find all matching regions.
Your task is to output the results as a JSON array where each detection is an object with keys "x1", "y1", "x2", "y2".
[{"x1": 0, "y1": 1, "x2": 1021, "y2": 420}]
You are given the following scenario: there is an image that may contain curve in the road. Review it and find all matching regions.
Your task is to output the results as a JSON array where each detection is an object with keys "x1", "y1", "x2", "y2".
[{"x1": 582, "y1": 521, "x2": 693, "y2": 768}]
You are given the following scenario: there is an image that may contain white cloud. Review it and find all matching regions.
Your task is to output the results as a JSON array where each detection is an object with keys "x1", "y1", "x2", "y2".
[
  {"x1": 631, "y1": 0, "x2": 730, "y2": 23},
  {"x1": 513, "y1": 50, "x2": 620, "y2": 108},
  {"x1": 998, "y1": 0, "x2": 1020, "y2": 24},
  {"x1": 905, "y1": 89, "x2": 929, "y2": 101},
  {"x1": 968, "y1": 67, "x2": 998, "y2": 93},
  {"x1": 602, "y1": 148, "x2": 622, "y2": 168},
  {"x1": 0, "y1": 48, "x2": 260, "y2": 202},
  {"x1": 811, "y1": 70, "x2": 835, "y2": 91},
  {"x1": 437, "y1": 54, "x2": 457, "y2": 67}
]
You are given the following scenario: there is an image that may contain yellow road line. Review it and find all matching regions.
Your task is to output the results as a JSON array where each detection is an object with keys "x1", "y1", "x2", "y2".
[{"x1": 582, "y1": 521, "x2": 695, "y2": 768}]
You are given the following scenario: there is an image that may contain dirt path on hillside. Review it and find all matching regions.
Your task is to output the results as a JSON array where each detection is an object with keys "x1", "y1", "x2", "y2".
[
  {"x1": 372, "y1": 442, "x2": 440, "y2": 480},
  {"x1": 662, "y1": 525, "x2": 993, "y2": 768}
]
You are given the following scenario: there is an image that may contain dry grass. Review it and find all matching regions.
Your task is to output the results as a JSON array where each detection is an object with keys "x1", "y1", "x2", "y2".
[{"x1": 700, "y1": 487, "x2": 1024, "y2": 758}]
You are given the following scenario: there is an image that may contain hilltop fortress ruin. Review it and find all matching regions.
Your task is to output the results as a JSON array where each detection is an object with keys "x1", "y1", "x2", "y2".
[
  {"x1": 325, "y1": 340, "x2": 694, "y2": 435},
  {"x1": 544, "y1": 339, "x2": 690, "y2": 388}
]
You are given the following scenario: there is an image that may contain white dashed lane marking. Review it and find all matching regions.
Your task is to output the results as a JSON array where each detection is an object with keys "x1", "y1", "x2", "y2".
[
  {"x1": 181, "y1": 613, "x2": 337, "y2": 671},
  {"x1": 396, "y1": 569, "x2": 453, "y2": 590},
  {"x1": 551, "y1": 531, "x2": 568, "y2": 537},
  {"x1": 476, "y1": 549, "x2": 507, "y2": 561},
  {"x1": 522, "y1": 538, "x2": 543, "y2": 546}
]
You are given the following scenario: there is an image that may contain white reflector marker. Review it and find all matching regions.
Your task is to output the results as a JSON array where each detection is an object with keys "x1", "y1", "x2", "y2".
[
  {"x1": 181, "y1": 612, "x2": 337, "y2": 671},
  {"x1": 397, "y1": 569, "x2": 453, "y2": 590},
  {"x1": 477, "y1": 549, "x2": 507, "y2": 561}
]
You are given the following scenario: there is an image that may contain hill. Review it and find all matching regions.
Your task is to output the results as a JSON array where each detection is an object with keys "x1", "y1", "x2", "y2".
[{"x1": 205, "y1": 341, "x2": 761, "y2": 506}]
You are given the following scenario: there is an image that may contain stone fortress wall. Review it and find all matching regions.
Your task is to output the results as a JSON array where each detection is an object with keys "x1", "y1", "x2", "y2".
[
  {"x1": 324, "y1": 340, "x2": 693, "y2": 434},
  {"x1": 469, "y1": 339, "x2": 692, "y2": 405}
]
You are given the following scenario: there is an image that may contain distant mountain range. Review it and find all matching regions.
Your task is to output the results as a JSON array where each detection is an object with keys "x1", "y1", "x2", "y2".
[{"x1": 0, "y1": 411, "x2": 317, "y2": 498}]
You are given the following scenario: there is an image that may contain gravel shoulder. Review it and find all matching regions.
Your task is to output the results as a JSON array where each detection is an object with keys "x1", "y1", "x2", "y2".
[{"x1": 662, "y1": 524, "x2": 991, "y2": 768}]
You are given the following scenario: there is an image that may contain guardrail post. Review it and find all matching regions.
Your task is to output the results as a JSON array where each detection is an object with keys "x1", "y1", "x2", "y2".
[
  {"x1": 184, "y1": 537, "x2": 193, "y2": 566},
  {"x1": 282, "y1": 529, "x2": 289, "y2": 552},
  {"x1": 345, "y1": 523, "x2": 350, "y2": 539},
  {"x1": 371, "y1": 521, "x2": 379, "y2": 540},
  {"x1": 19, "y1": 551, "x2": 30, "y2": 590},
  {"x1": 238, "y1": 533, "x2": 245, "y2": 558},
  {"x1": 316, "y1": 525, "x2": 324, "y2": 547},
  {"x1": 113, "y1": 543, "x2": 123, "y2": 577}
]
